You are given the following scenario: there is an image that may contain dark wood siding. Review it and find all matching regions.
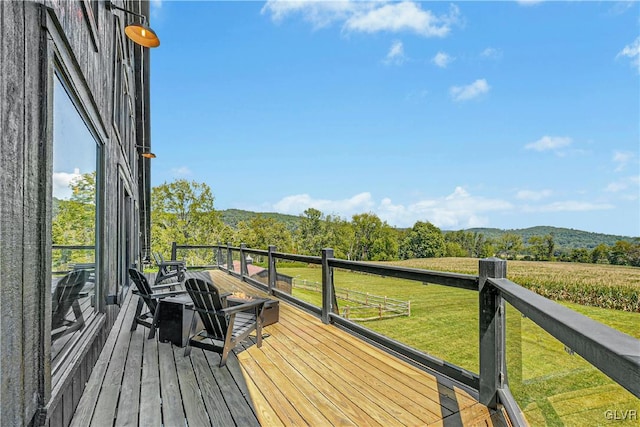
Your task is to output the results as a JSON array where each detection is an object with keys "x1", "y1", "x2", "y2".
[{"x1": 0, "y1": 1, "x2": 151, "y2": 425}]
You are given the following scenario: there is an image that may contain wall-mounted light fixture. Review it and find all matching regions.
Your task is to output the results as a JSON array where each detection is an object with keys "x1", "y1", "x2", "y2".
[
  {"x1": 136, "y1": 145, "x2": 156, "y2": 158},
  {"x1": 107, "y1": 1, "x2": 160, "y2": 48}
]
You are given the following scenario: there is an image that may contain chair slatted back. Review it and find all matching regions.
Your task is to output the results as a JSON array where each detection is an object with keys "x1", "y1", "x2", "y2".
[
  {"x1": 128, "y1": 268, "x2": 158, "y2": 312},
  {"x1": 185, "y1": 278, "x2": 227, "y2": 340},
  {"x1": 52, "y1": 270, "x2": 87, "y2": 326}
]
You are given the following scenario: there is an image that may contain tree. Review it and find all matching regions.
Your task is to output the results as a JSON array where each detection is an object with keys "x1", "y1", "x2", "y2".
[
  {"x1": 296, "y1": 208, "x2": 326, "y2": 255},
  {"x1": 351, "y1": 213, "x2": 397, "y2": 261},
  {"x1": 569, "y1": 248, "x2": 590, "y2": 263},
  {"x1": 151, "y1": 180, "x2": 223, "y2": 259},
  {"x1": 497, "y1": 233, "x2": 523, "y2": 259},
  {"x1": 591, "y1": 243, "x2": 609, "y2": 264},
  {"x1": 236, "y1": 216, "x2": 294, "y2": 253},
  {"x1": 52, "y1": 172, "x2": 96, "y2": 268},
  {"x1": 399, "y1": 221, "x2": 445, "y2": 259},
  {"x1": 609, "y1": 240, "x2": 632, "y2": 265},
  {"x1": 528, "y1": 236, "x2": 546, "y2": 261}
]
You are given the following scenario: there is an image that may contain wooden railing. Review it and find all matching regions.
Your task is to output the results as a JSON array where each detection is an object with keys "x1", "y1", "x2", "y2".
[{"x1": 172, "y1": 242, "x2": 640, "y2": 426}]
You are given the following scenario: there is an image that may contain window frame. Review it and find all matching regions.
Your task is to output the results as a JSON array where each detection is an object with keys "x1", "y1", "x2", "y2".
[{"x1": 45, "y1": 8, "x2": 108, "y2": 390}]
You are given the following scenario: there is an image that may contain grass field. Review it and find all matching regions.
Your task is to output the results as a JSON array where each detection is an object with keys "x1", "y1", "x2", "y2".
[{"x1": 278, "y1": 260, "x2": 639, "y2": 426}]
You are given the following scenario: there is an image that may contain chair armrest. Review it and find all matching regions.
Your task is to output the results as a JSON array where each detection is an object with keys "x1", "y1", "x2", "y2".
[
  {"x1": 220, "y1": 298, "x2": 268, "y2": 316},
  {"x1": 151, "y1": 281, "x2": 181, "y2": 291},
  {"x1": 133, "y1": 291, "x2": 187, "y2": 299},
  {"x1": 159, "y1": 260, "x2": 185, "y2": 267}
]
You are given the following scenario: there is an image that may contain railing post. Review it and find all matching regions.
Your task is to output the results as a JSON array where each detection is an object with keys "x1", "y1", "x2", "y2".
[
  {"x1": 171, "y1": 241, "x2": 177, "y2": 261},
  {"x1": 268, "y1": 245, "x2": 277, "y2": 295},
  {"x1": 240, "y1": 243, "x2": 247, "y2": 277},
  {"x1": 321, "y1": 248, "x2": 334, "y2": 324},
  {"x1": 227, "y1": 242, "x2": 233, "y2": 272},
  {"x1": 216, "y1": 242, "x2": 223, "y2": 268},
  {"x1": 479, "y1": 257, "x2": 507, "y2": 409}
]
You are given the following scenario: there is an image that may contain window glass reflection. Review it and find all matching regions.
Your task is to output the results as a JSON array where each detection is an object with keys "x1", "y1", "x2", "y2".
[{"x1": 51, "y1": 75, "x2": 97, "y2": 366}]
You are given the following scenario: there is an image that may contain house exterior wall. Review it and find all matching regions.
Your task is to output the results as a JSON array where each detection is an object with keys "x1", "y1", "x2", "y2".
[{"x1": 0, "y1": 1, "x2": 151, "y2": 425}]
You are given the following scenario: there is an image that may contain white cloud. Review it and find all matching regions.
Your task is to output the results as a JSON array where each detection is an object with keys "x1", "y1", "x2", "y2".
[
  {"x1": 517, "y1": 0, "x2": 544, "y2": 6},
  {"x1": 271, "y1": 187, "x2": 513, "y2": 229},
  {"x1": 450, "y1": 79, "x2": 490, "y2": 102},
  {"x1": 613, "y1": 150, "x2": 635, "y2": 172},
  {"x1": 273, "y1": 192, "x2": 375, "y2": 217},
  {"x1": 378, "y1": 186, "x2": 513, "y2": 229},
  {"x1": 605, "y1": 175, "x2": 640, "y2": 196},
  {"x1": 261, "y1": 0, "x2": 360, "y2": 29},
  {"x1": 262, "y1": 1, "x2": 461, "y2": 37},
  {"x1": 53, "y1": 168, "x2": 82, "y2": 199},
  {"x1": 384, "y1": 40, "x2": 405, "y2": 65},
  {"x1": 344, "y1": 2, "x2": 460, "y2": 37},
  {"x1": 525, "y1": 135, "x2": 572, "y2": 152},
  {"x1": 432, "y1": 51, "x2": 453, "y2": 68},
  {"x1": 617, "y1": 36, "x2": 640, "y2": 72},
  {"x1": 480, "y1": 47, "x2": 502, "y2": 60},
  {"x1": 170, "y1": 166, "x2": 193, "y2": 177},
  {"x1": 524, "y1": 201, "x2": 614, "y2": 213},
  {"x1": 516, "y1": 189, "x2": 553, "y2": 201}
]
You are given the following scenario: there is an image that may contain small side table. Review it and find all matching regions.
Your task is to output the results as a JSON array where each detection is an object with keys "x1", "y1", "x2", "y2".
[{"x1": 158, "y1": 294, "x2": 201, "y2": 347}]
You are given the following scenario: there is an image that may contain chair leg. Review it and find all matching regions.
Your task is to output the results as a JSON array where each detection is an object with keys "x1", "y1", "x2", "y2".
[
  {"x1": 256, "y1": 319, "x2": 263, "y2": 349},
  {"x1": 220, "y1": 346, "x2": 231, "y2": 367},
  {"x1": 184, "y1": 312, "x2": 199, "y2": 357},
  {"x1": 131, "y1": 298, "x2": 143, "y2": 332},
  {"x1": 149, "y1": 302, "x2": 161, "y2": 339}
]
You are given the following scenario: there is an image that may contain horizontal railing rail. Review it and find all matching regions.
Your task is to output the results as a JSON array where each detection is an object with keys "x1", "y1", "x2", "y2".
[
  {"x1": 172, "y1": 243, "x2": 640, "y2": 426},
  {"x1": 52, "y1": 245, "x2": 96, "y2": 274},
  {"x1": 489, "y1": 276, "x2": 640, "y2": 398}
]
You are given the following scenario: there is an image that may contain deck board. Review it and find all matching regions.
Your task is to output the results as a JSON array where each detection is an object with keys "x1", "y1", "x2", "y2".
[{"x1": 70, "y1": 269, "x2": 507, "y2": 426}]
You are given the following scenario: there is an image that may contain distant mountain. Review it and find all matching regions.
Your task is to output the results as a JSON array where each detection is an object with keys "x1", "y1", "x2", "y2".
[
  {"x1": 219, "y1": 209, "x2": 301, "y2": 231},
  {"x1": 219, "y1": 210, "x2": 636, "y2": 250},
  {"x1": 463, "y1": 226, "x2": 637, "y2": 249}
]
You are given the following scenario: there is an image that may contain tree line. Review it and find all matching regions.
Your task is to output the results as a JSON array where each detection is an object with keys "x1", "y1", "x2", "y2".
[{"x1": 150, "y1": 180, "x2": 640, "y2": 267}]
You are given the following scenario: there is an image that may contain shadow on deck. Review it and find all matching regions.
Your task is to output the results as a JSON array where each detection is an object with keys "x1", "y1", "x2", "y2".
[{"x1": 70, "y1": 270, "x2": 509, "y2": 426}]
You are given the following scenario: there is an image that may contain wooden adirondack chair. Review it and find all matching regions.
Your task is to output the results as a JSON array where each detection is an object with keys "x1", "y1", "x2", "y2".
[
  {"x1": 128, "y1": 268, "x2": 187, "y2": 339},
  {"x1": 153, "y1": 252, "x2": 186, "y2": 285},
  {"x1": 184, "y1": 277, "x2": 267, "y2": 367},
  {"x1": 51, "y1": 270, "x2": 89, "y2": 340}
]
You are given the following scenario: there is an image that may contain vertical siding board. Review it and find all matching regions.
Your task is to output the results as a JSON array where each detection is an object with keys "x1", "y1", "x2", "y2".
[
  {"x1": 23, "y1": 1, "x2": 47, "y2": 422},
  {"x1": 0, "y1": 1, "x2": 26, "y2": 425},
  {"x1": 0, "y1": 2, "x2": 4, "y2": 421}
]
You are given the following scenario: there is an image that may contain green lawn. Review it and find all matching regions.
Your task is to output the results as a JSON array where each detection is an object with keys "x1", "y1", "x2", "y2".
[{"x1": 279, "y1": 264, "x2": 640, "y2": 426}]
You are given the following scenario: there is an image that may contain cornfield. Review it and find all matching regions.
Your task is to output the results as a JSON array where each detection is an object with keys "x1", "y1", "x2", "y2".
[{"x1": 385, "y1": 258, "x2": 640, "y2": 312}]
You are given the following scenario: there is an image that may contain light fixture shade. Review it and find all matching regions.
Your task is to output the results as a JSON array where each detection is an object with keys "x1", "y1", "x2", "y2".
[
  {"x1": 125, "y1": 24, "x2": 160, "y2": 48},
  {"x1": 141, "y1": 151, "x2": 156, "y2": 159}
]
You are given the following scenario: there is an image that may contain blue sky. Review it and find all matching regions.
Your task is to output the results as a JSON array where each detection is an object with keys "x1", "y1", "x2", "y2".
[{"x1": 147, "y1": 1, "x2": 639, "y2": 236}]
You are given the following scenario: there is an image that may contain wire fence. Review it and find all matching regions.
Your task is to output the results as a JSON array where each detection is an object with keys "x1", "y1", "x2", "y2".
[{"x1": 292, "y1": 278, "x2": 411, "y2": 321}]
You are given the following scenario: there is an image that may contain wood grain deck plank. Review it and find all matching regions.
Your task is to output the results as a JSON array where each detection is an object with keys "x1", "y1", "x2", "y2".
[
  {"x1": 139, "y1": 330, "x2": 162, "y2": 427},
  {"x1": 238, "y1": 355, "x2": 309, "y2": 426},
  {"x1": 158, "y1": 341, "x2": 186, "y2": 426},
  {"x1": 115, "y1": 327, "x2": 144, "y2": 426},
  {"x1": 281, "y1": 304, "x2": 456, "y2": 418},
  {"x1": 189, "y1": 349, "x2": 236, "y2": 426},
  {"x1": 278, "y1": 310, "x2": 443, "y2": 424},
  {"x1": 240, "y1": 369, "x2": 286, "y2": 427},
  {"x1": 259, "y1": 333, "x2": 382, "y2": 426},
  {"x1": 241, "y1": 344, "x2": 336, "y2": 426},
  {"x1": 70, "y1": 294, "x2": 134, "y2": 427},
  {"x1": 262, "y1": 326, "x2": 424, "y2": 425},
  {"x1": 89, "y1": 293, "x2": 139, "y2": 427},
  {"x1": 173, "y1": 346, "x2": 211, "y2": 426},
  {"x1": 202, "y1": 351, "x2": 261, "y2": 427}
]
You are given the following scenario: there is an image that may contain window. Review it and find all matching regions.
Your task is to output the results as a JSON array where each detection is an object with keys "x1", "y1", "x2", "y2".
[{"x1": 50, "y1": 74, "x2": 99, "y2": 375}]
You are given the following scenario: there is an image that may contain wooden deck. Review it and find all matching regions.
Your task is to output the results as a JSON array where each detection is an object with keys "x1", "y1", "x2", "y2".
[{"x1": 70, "y1": 270, "x2": 508, "y2": 426}]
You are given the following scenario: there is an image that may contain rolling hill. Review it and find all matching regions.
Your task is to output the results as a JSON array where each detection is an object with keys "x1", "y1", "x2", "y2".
[{"x1": 218, "y1": 210, "x2": 636, "y2": 250}]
